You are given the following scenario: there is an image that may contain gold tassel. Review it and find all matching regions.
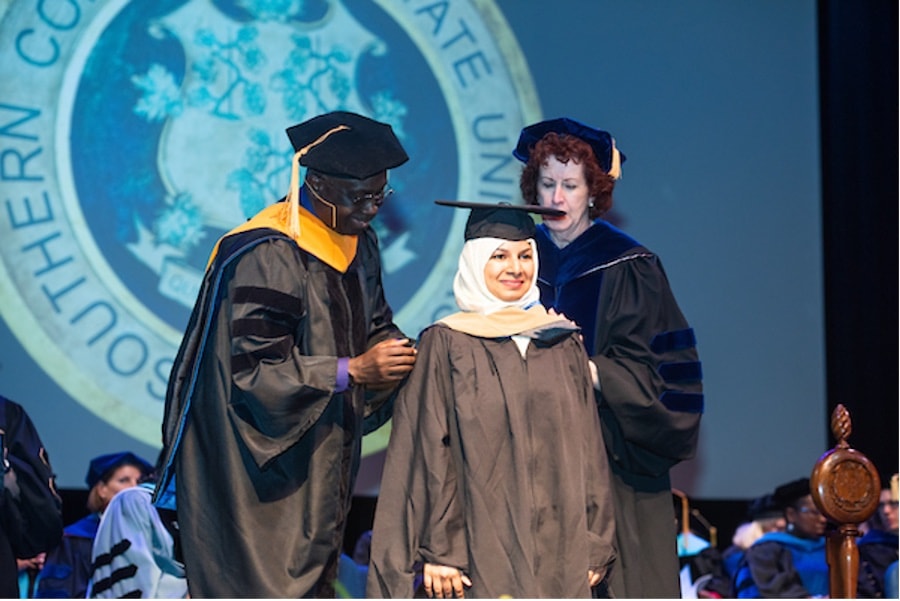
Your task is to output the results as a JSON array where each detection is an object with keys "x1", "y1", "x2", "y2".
[
  {"x1": 285, "y1": 125, "x2": 350, "y2": 238},
  {"x1": 608, "y1": 138, "x2": 622, "y2": 180}
]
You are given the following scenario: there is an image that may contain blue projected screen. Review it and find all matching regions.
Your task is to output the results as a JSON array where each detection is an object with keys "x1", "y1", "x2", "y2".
[{"x1": 0, "y1": 0, "x2": 822, "y2": 499}]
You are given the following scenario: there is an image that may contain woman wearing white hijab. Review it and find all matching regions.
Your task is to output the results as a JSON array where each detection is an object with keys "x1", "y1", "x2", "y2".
[{"x1": 367, "y1": 202, "x2": 616, "y2": 599}]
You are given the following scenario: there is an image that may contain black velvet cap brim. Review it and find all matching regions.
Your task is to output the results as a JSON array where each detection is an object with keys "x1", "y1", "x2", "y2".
[
  {"x1": 435, "y1": 200, "x2": 564, "y2": 241},
  {"x1": 285, "y1": 111, "x2": 409, "y2": 180}
]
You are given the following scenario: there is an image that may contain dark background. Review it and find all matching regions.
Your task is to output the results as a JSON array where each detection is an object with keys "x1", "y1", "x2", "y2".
[{"x1": 817, "y1": 1, "x2": 897, "y2": 483}]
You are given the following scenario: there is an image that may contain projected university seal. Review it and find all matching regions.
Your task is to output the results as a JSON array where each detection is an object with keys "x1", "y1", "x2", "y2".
[{"x1": 0, "y1": 0, "x2": 539, "y2": 450}]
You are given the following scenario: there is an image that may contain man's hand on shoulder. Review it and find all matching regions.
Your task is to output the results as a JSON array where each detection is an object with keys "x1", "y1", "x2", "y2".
[{"x1": 348, "y1": 338, "x2": 417, "y2": 388}]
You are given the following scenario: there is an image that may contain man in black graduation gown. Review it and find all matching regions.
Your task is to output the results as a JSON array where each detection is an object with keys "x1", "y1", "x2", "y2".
[{"x1": 153, "y1": 111, "x2": 418, "y2": 597}]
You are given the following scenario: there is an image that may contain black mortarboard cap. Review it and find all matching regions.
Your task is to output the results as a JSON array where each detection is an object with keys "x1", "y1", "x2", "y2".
[
  {"x1": 86, "y1": 451, "x2": 153, "y2": 489},
  {"x1": 773, "y1": 477, "x2": 811, "y2": 509},
  {"x1": 747, "y1": 493, "x2": 783, "y2": 520},
  {"x1": 512, "y1": 117, "x2": 626, "y2": 174},
  {"x1": 435, "y1": 200, "x2": 564, "y2": 241},
  {"x1": 285, "y1": 111, "x2": 409, "y2": 180}
]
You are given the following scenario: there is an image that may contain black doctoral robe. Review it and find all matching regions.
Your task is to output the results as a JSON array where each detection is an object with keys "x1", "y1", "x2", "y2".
[
  {"x1": 367, "y1": 318, "x2": 616, "y2": 599},
  {"x1": 153, "y1": 207, "x2": 402, "y2": 597},
  {"x1": 536, "y1": 220, "x2": 704, "y2": 598},
  {"x1": 0, "y1": 397, "x2": 63, "y2": 599}
]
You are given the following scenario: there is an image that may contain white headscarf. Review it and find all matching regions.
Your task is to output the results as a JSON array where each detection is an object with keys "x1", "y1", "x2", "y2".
[{"x1": 453, "y1": 236, "x2": 540, "y2": 315}]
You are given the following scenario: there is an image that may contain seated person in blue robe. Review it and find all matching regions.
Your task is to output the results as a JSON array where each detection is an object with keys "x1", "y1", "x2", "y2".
[{"x1": 733, "y1": 478, "x2": 828, "y2": 598}]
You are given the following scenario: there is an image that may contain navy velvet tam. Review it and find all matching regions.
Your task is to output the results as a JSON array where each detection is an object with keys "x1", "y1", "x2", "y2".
[
  {"x1": 435, "y1": 200, "x2": 564, "y2": 241},
  {"x1": 85, "y1": 451, "x2": 153, "y2": 489},
  {"x1": 512, "y1": 116, "x2": 626, "y2": 173},
  {"x1": 285, "y1": 111, "x2": 409, "y2": 180}
]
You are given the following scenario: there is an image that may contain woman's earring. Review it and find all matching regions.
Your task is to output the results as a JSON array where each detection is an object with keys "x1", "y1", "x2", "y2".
[{"x1": 786, "y1": 522, "x2": 795, "y2": 533}]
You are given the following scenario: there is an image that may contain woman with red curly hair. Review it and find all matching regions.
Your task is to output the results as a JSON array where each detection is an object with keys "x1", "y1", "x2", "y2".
[{"x1": 514, "y1": 118, "x2": 704, "y2": 598}]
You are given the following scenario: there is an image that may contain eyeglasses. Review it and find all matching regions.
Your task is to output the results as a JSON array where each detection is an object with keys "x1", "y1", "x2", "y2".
[
  {"x1": 797, "y1": 506, "x2": 823, "y2": 517},
  {"x1": 349, "y1": 185, "x2": 394, "y2": 206},
  {"x1": 307, "y1": 179, "x2": 394, "y2": 208}
]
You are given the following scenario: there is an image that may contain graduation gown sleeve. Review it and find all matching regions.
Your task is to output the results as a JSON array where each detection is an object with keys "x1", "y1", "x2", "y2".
[
  {"x1": 224, "y1": 238, "x2": 346, "y2": 468},
  {"x1": 367, "y1": 326, "x2": 468, "y2": 598},
  {"x1": 89, "y1": 485, "x2": 187, "y2": 599},
  {"x1": 357, "y1": 227, "x2": 407, "y2": 434},
  {"x1": 592, "y1": 254, "x2": 703, "y2": 477},
  {"x1": 224, "y1": 230, "x2": 403, "y2": 469}
]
